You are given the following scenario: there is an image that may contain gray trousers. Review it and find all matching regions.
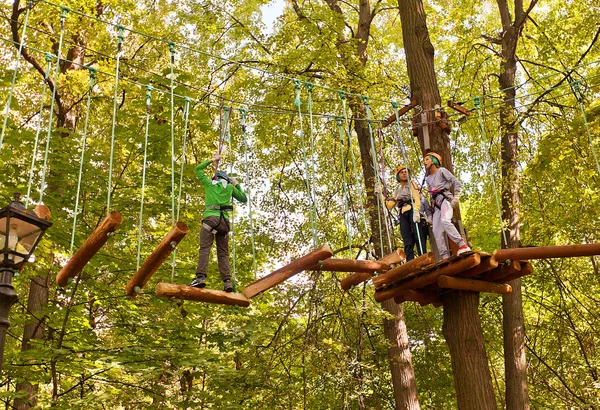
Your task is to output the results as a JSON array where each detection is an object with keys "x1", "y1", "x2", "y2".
[
  {"x1": 433, "y1": 200, "x2": 465, "y2": 259},
  {"x1": 195, "y1": 216, "x2": 231, "y2": 280}
]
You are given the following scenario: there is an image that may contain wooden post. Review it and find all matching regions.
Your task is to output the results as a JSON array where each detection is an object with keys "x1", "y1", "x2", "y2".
[
  {"x1": 56, "y1": 211, "x2": 122, "y2": 287},
  {"x1": 497, "y1": 262, "x2": 534, "y2": 283},
  {"x1": 394, "y1": 289, "x2": 442, "y2": 306},
  {"x1": 243, "y1": 244, "x2": 333, "y2": 299},
  {"x1": 372, "y1": 253, "x2": 435, "y2": 289},
  {"x1": 396, "y1": 254, "x2": 481, "y2": 293},
  {"x1": 438, "y1": 275, "x2": 512, "y2": 295},
  {"x1": 492, "y1": 243, "x2": 600, "y2": 263},
  {"x1": 484, "y1": 260, "x2": 521, "y2": 282},
  {"x1": 459, "y1": 254, "x2": 498, "y2": 278},
  {"x1": 155, "y1": 283, "x2": 250, "y2": 307},
  {"x1": 125, "y1": 222, "x2": 188, "y2": 296}
]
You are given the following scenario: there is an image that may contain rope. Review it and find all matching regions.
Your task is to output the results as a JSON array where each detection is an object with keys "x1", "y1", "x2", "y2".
[
  {"x1": 171, "y1": 98, "x2": 191, "y2": 281},
  {"x1": 107, "y1": 25, "x2": 124, "y2": 215},
  {"x1": 336, "y1": 119, "x2": 353, "y2": 258},
  {"x1": 227, "y1": 121, "x2": 237, "y2": 291},
  {"x1": 69, "y1": 67, "x2": 96, "y2": 256},
  {"x1": 214, "y1": 106, "x2": 231, "y2": 173},
  {"x1": 339, "y1": 92, "x2": 369, "y2": 241},
  {"x1": 0, "y1": 2, "x2": 32, "y2": 150},
  {"x1": 392, "y1": 102, "x2": 424, "y2": 255},
  {"x1": 39, "y1": 7, "x2": 68, "y2": 204},
  {"x1": 169, "y1": 41, "x2": 176, "y2": 226},
  {"x1": 572, "y1": 81, "x2": 600, "y2": 175},
  {"x1": 25, "y1": 54, "x2": 53, "y2": 208},
  {"x1": 376, "y1": 127, "x2": 393, "y2": 252},
  {"x1": 294, "y1": 80, "x2": 317, "y2": 248},
  {"x1": 362, "y1": 96, "x2": 385, "y2": 256},
  {"x1": 137, "y1": 86, "x2": 152, "y2": 271},
  {"x1": 306, "y1": 84, "x2": 318, "y2": 247},
  {"x1": 474, "y1": 97, "x2": 508, "y2": 246},
  {"x1": 240, "y1": 108, "x2": 258, "y2": 279}
]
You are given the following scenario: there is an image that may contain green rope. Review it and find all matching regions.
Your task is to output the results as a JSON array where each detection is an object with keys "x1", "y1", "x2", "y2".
[
  {"x1": 39, "y1": 7, "x2": 68, "y2": 204},
  {"x1": 572, "y1": 81, "x2": 600, "y2": 175},
  {"x1": 306, "y1": 83, "x2": 318, "y2": 247},
  {"x1": 392, "y1": 102, "x2": 423, "y2": 255},
  {"x1": 362, "y1": 96, "x2": 385, "y2": 255},
  {"x1": 171, "y1": 98, "x2": 191, "y2": 281},
  {"x1": 336, "y1": 118, "x2": 353, "y2": 258},
  {"x1": 69, "y1": 67, "x2": 96, "y2": 257},
  {"x1": 227, "y1": 120, "x2": 237, "y2": 291},
  {"x1": 240, "y1": 108, "x2": 257, "y2": 279},
  {"x1": 169, "y1": 41, "x2": 176, "y2": 226},
  {"x1": 0, "y1": 2, "x2": 32, "y2": 150},
  {"x1": 474, "y1": 97, "x2": 508, "y2": 246},
  {"x1": 107, "y1": 25, "x2": 124, "y2": 215},
  {"x1": 25, "y1": 54, "x2": 53, "y2": 208},
  {"x1": 137, "y1": 86, "x2": 152, "y2": 271},
  {"x1": 339, "y1": 92, "x2": 369, "y2": 241},
  {"x1": 294, "y1": 80, "x2": 317, "y2": 248}
]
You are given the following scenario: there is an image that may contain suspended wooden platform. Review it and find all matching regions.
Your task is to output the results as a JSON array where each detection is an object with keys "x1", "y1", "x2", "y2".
[
  {"x1": 340, "y1": 249, "x2": 405, "y2": 290},
  {"x1": 242, "y1": 244, "x2": 333, "y2": 299},
  {"x1": 155, "y1": 282, "x2": 250, "y2": 307},
  {"x1": 374, "y1": 242, "x2": 600, "y2": 308},
  {"x1": 57, "y1": 211, "x2": 122, "y2": 287},
  {"x1": 126, "y1": 222, "x2": 188, "y2": 296}
]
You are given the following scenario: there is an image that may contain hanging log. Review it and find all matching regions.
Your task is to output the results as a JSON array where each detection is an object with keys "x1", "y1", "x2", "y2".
[
  {"x1": 492, "y1": 243, "x2": 600, "y2": 263},
  {"x1": 336, "y1": 260, "x2": 390, "y2": 291},
  {"x1": 338, "y1": 249, "x2": 402, "y2": 291},
  {"x1": 483, "y1": 260, "x2": 521, "y2": 282},
  {"x1": 155, "y1": 282, "x2": 250, "y2": 307},
  {"x1": 57, "y1": 211, "x2": 122, "y2": 287},
  {"x1": 313, "y1": 259, "x2": 389, "y2": 274},
  {"x1": 459, "y1": 254, "x2": 498, "y2": 278},
  {"x1": 394, "y1": 289, "x2": 442, "y2": 306},
  {"x1": 438, "y1": 275, "x2": 512, "y2": 295},
  {"x1": 125, "y1": 221, "x2": 188, "y2": 296},
  {"x1": 243, "y1": 244, "x2": 333, "y2": 299},
  {"x1": 379, "y1": 248, "x2": 406, "y2": 266},
  {"x1": 497, "y1": 262, "x2": 534, "y2": 283},
  {"x1": 394, "y1": 253, "x2": 481, "y2": 294},
  {"x1": 372, "y1": 253, "x2": 435, "y2": 289}
]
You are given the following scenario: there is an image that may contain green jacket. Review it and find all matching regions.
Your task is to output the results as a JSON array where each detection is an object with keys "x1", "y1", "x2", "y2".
[{"x1": 196, "y1": 160, "x2": 248, "y2": 220}]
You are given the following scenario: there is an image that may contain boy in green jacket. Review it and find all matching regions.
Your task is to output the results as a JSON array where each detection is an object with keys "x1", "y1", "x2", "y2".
[{"x1": 190, "y1": 152, "x2": 248, "y2": 292}]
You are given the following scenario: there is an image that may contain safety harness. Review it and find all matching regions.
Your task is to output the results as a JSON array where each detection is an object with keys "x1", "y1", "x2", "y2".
[
  {"x1": 203, "y1": 205, "x2": 234, "y2": 234},
  {"x1": 429, "y1": 189, "x2": 451, "y2": 211}
]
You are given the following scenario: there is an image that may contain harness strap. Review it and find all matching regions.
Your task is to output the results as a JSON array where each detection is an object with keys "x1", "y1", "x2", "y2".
[
  {"x1": 202, "y1": 222, "x2": 218, "y2": 234},
  {"x1": 206, "y1": 204, "x2": 234, "y2": 211}
]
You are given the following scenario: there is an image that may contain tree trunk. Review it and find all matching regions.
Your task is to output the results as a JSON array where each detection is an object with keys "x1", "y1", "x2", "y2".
[
  {"x1": 495, "y1": 0, "x2": 531, "y2": 407},
  {"x1": 442, "y1": 292, "x2": 497, "y2": 409},
  {"x1": 397, "y1": 0, "x2": 496, "y2": 407}
]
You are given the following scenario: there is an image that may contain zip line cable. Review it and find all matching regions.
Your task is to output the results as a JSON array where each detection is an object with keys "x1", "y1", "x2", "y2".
[
  {"x1": 336, "y1": 119, "x2": 353, "y2": 258},
  {"x1": 136, "y1": 86, "x2": 152, "y2": 271},
  {"x1": 240, "y1": 108, "x2": 258, "y2": 280},
  {"x1": 572, "y1": 81, "x2": 600, "y2": 176},
  {"x1": 107, "y1": 25, "x2": 124, "y2": 215}
]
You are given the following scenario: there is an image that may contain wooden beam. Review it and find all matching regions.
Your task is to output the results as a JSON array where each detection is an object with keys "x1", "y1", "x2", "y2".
[
  {"x1": 340, "y1": 272, "x2": 373, "y2": 291},
  {"x1": 313, "y1": 258, "x2": 389, "y2": 274},
  {"x1": 492, "y1": 243, "x2": 600, "y2": 263},
  {"x1": 372, "y1": 253, "x2": 435, "y2": 289},
  {"x1": 438, "y1": 275, "x2": 512, "y2": 295},
  {"x1": 243, "y1": 244, "x2": 333, "y2": 298},
  {"x1": 447, "y1": 100, "x2": 471, "y2": 116},
  {"x1": 381, "y1": 99, "x2": 417, "y2": 128},
  {"x1": 459, "y1": 255, "x2": 498, "y2": 278},
  {"x1": 379, "y1": 248, "x2": 406, "y2": 266},
  {"x1": 394, "y1": 289, "x2": 442, "y2": 306},
  {"x1": 125, "y1": 222, "x2": 189, "y2": 296},
  {"x1": 395, "y1": 253, "x2": 481, "y2": 293},
  {"x1": 56, "y1": 211, "x2": 122, "y2": 287},
  {"x1": 155, "y1": 282, "x2": 250, "y2": 307},
  {"x1": 374, "y1": 285, "x2": 405, "y2": 303},
  {"x1": 484, "y1": 260, "x2": 521, "y2": 282},
  {"x1": 497, "y1": 262, "x2": 534, "y2": 283}
]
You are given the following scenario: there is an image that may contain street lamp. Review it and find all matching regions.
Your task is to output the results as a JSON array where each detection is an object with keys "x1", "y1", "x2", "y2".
[{"x1": 0, "y1": 193, "x2": 52, "y2": 371}]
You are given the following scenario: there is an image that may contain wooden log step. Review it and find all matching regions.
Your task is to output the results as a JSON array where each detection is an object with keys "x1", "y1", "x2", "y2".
[
  {"x1": 335, "y1": 260, "x2": 390, "y2": 291},
  {"x1": 497, "y1": 262, "x2": 534, "y2": 283},
  {"x1": 126, "y1": 222, "x2": 189, "y2": 297},
  {"x1": 483, "y1": 260, "x2": 521, "y2": 282},
  {"x1": 57, "y1": 211, "x2": 122, "y2": 287},
  {"x1": 458, "y1": 254, "x2": 498, "y2": 278},
  {"x1": 394, "y1": 289, "x2": 442, "y2": 307},
  {"x1": 438, "y1": 275, "x2": 512, "y2": 295},
  {"x1": 379, "y1": 248, "x2": 406, "y2": 266},
  {"x1": 492, "y1": 243, "x2": 600, "y2": 263},
  {"x1": 155, "y1": 282, "x2": 250, "y2": 307},
  {"x1": 372, "y1": 253, "x2": 435, "y2": 289},
  {"x1": 243, "y1": 244, "x2": 333, "y2": 299}
]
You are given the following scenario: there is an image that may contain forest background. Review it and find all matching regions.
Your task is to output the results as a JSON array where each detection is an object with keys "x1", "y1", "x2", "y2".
[{"x1": 0, "y1": 0, "x2": 599, "y2": 408}]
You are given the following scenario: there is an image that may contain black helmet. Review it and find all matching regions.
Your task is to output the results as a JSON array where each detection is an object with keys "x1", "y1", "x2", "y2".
[{"x1": 214, "y1": 171, "x2": 230, "y2": 184}]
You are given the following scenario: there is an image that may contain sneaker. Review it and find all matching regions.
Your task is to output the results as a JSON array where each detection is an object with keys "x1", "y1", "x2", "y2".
[
  {"x1": 190, "y1": 276, "x2": 206, "y2": 288},
  {"x1": 223, "y1": 279, "x2": 234, "y2": 293},
  {"x1": 457, "y1": 245, "x2": 471, "y2": 255}
]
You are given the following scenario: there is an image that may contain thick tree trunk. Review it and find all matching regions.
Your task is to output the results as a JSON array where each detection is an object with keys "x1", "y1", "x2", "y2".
[
  {"x1": 496, "y1": 0, "x2": 531, "y2": 407},
  {"x1": 442, "y1": 292, "x2": 497, "y2": 409},
  {"x1": 398, "y1": 0, "x2": 496, "y2": 407}
]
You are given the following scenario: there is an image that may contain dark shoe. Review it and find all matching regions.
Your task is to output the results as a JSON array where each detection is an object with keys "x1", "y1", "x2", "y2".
[
  {"x1": 223, "y1": 279, "x2": 233, "y2": 293},
  {"x1": 190, "y1": 276, "x2": 206, "y2": 288}
]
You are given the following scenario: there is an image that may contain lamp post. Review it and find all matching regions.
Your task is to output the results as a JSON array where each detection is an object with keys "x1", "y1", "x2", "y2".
[{"x1": 0, "y1": 193, "x2": 52, "y2": 371}]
